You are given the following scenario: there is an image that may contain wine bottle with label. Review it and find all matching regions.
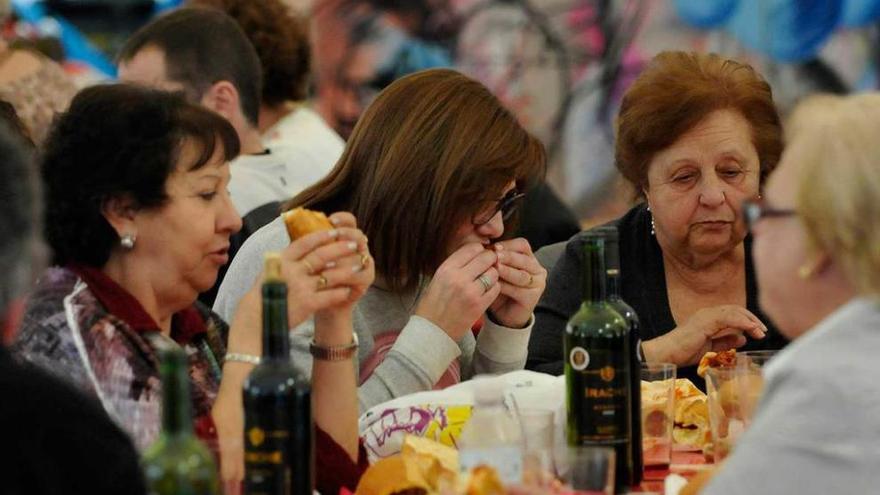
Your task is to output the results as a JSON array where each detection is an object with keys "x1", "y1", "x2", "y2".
[
  {"x1": 143, "y1": 348, "x2": 219, "y2": 495},
  {"x1": 597, "y1": 225, "x2": 643, "y2": 486},
  {"x1": 243, "y1": 253, "x2": 314, "y2": 495},
  {"x1": 565, "y1": 233, "x2": 634, "y2": 492}
]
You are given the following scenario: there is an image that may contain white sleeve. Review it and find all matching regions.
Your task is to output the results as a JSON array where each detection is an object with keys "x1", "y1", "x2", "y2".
[{"x1": 470, "y1": 314, "x2": 533, "y2": 377}]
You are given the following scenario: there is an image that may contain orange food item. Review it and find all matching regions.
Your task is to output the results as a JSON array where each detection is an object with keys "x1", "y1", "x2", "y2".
[
  {"x1": 679, "y1": 466, "x2": 718, "y2": 495},
  {"x1": 281, "y1": 207, "x2": 333, "y2": 241},
  {"x1": 464, "y1": 466, "x2": 506, "y2": 495},
  {"x1": 354, "y1": 456, "x2": 431, "y2": 495},
  {"x1": 356, "y1": 436, "x2": 460, "y2": 495},
  {"x1": 697, "y1": 350, "x2": 737, "y2": 378}
]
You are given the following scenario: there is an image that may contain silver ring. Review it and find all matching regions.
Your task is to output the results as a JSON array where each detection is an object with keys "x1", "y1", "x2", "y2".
[{"x1": 477, "y1": 274, "x2": 493, "y2": 293}]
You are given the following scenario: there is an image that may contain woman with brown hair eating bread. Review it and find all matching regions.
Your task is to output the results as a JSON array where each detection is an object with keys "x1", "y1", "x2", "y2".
[{"x1": 214, "y1": 68, "x2": 548, "y2": 412}]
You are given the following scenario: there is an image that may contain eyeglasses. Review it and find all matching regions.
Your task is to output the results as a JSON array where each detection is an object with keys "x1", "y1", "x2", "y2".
[
  {"x1": 742, "y1": 199, "x2": 796, "y2": 230},
  {"x1": 472, "y1": 190, "x2": 526, "y2": 226}
]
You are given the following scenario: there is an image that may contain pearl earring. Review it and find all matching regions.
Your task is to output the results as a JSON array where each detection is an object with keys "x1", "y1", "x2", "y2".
[
  {"x1": 646, "y1": 205, "x2": 655, "y2": 235},
  {"x1": 120, "y1": 234, "x2": 136, "y2": 249}
]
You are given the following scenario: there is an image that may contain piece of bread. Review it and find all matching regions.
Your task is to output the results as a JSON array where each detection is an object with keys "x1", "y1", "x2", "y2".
[
  {"x1": 355, "y1": 456, "x2": 431, "y2": 495},
  {"x1": 697, "y1": 350, "x2": 737, "y2": 378},
  {"x1": 642, "y1": 378, "x2": 711, "y2": 449},
  {"x1": 281, "y1": 207, "x2": 333, "y2": 241},
  {"x1": 401, "y1": 435, "x2": 459, "y2": 481},
  {"x1": 462, "y1": 466, "x2": 505, "y2": 495},
  {"x1": 358, "y1": 437, "x2": 461, "y2": 495},
  {"x1": 679, "y1": 467, "x2": 717, "y2": 495}
]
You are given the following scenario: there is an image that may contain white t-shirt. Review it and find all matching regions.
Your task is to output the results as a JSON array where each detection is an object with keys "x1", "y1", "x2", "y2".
[
  {"x1": 228, "y1": 142, "x2": 337, "y2": 217},
  {"x1": 261, "y1": 105, "x2": 345, "y2": 164}
]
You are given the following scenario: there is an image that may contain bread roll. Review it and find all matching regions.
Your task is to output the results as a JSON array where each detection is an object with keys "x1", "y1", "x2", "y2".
[
  {"x1": 282, "y1": 207, "x2": 333, "y2": 241},
  {"x1": 355, "y1": 456, "x2": 431, "y2": 495}
]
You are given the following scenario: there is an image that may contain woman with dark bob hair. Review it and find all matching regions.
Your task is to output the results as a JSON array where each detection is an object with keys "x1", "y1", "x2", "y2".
[
  {"x1": 528, "y1": 51, "x2": 788, "y2": 387},
  {"x1": 215, "y1": 68, "x2": 548, "y2": 411},
  {"x1": 13, "y1": 84, "x2": 374, "y2": 493}
]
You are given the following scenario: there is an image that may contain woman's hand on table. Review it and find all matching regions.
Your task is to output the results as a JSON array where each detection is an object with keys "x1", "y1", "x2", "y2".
[
  {"x1": 488, "y1": 238, "x2": 546, "y2": 328},
  {"x1": 642, "y1": 305, "x2": 768, "y2": 366},
  {"x1": 415, "y1": 243, "x2": 500, "y2": 341}
]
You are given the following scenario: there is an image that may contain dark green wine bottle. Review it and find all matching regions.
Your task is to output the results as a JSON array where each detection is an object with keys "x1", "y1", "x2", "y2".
[
  {"x1": 243, "y1": 253, "x2": 314, "y2": 495},
  {"x1": 565, "y1": 233, "x2": 633, "y2": 493},
  {"x1": 597, "y1": 225, "x2": 643, "y2": 487},
  {"x1": 142, "y1": 348, "x2": 219, "y2": 495}
]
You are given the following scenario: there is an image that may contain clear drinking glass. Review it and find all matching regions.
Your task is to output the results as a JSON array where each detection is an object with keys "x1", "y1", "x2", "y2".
[
  {"x1": 641, "y1": 363, "x2": 676, "y2": 470},
  {"x1": 518, "y1": 408, "x2": 557, "y2": 475},
  {"x1": 705, "y1": 351, "x2": 775, "y2": 462},
  {"x1": 558, "y1": 446, "x2": 616, "y2": 495}
]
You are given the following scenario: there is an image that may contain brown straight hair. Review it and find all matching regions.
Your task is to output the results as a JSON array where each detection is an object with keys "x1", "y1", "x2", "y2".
[{"x1": 285, "y1": 68, "x2": 546, "y2": 293}]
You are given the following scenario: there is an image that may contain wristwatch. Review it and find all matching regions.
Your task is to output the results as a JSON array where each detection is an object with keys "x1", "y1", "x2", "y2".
[{"x1": 310, "y1": 334, "x2": 359, "y2": 361}]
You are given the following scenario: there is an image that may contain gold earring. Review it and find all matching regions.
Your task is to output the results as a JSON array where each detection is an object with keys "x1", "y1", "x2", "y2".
[{"x1": 797, "y1": 265, "x2": 813, "y2": 279}]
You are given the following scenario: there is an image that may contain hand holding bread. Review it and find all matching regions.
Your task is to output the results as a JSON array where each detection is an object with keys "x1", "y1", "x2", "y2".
[{"x1": 276, "y1": 208, "x2": 373, "y2": 326}]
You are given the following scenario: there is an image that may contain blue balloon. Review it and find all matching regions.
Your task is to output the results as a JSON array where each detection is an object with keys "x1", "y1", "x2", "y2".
[
  {"x1": 725, "y1": 0, "x2": 842, "y2": 62},
  {"x1": 841, "y1": 0, "x2": 880, "y2": 27},
  {"x1": 674, "y1": 0, "x2": 739, "y2": 28}
]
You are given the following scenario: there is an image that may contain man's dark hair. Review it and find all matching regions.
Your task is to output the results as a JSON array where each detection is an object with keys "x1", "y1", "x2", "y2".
[
  {"x1": 42, "y1": 83, "x2": 240, "y2": 268},
  {"x1": 118, "y1": 7, "x2": 263, "y2": 126}
]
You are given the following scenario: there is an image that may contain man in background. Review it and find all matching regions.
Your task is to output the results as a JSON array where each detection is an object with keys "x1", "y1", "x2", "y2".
[{"x1": 118, "y1": 7, "x2": 335, "y2": 219}]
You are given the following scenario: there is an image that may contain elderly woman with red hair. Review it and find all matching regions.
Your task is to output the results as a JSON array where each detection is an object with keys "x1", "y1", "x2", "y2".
[{"x1": 528, "y1": 51, "x2": 788, "y2": 386}]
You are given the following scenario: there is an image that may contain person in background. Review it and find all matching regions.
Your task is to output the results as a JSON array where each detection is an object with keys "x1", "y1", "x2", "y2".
[
  {"x1": 215, "y1": 68, "x2": 548, "y2": 411},
  {"x1": 0, "y1": 32, "x2": 77, "y2": 146},
  {"x1": 309, "y1": 0, "x2": 580, "y2": 250},
  {"x1": 702, "y1": 94, "x2": 880, "y2": 494},
  {"x1": 0, "y1": 118, "x2": 146, "y2": 494},
  {"x1": 0, "y1": 99, "x2": 35, "y2": 150},
  {"x1": 117, "y1": 7, "x2": 335, "y2": 220},
  {"x1": 13, "y1": 84, "x2": 372, "y2": 494},
  {"x1": 528, "y1": 51, "x2": 787, "y2": 386},
  {"x1": 190, "y1": 0, "x2": 345, "y2": 161}
]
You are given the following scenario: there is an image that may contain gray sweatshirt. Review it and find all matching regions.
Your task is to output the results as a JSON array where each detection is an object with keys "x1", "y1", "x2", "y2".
[{"x1": 213, "y1": 217, "x2": 533, "y2": 412}]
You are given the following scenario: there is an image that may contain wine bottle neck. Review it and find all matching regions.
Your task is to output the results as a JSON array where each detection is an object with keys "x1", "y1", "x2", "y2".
[
  {"x1": 161, "y1": 356, "x2": 194, "y2": 436},
  {"x1": 582, "y1": 240, "x2": 607, "y2": 303},
  {"x1": 262, "y1": 281, "x2": 290, "y2": 360}
]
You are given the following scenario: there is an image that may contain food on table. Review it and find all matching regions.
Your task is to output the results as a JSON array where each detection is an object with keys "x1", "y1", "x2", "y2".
[
  {"x1": 697, "y1": 349, "x2": 737, "y2": 378},
  {"x1": 641, "y1": 379, "x2": 711, "y2": 450},
  {"x1": 679, "y1": 466, "x2": 718, "y2": 495},
  {"x1": 355, "y1": 455, "x2": 432, "y2": 495},
  {"x1": 282, "y1": 207, "x2": 334, "y2": 241},
  {"x1": 356, "y1": 435, "x2": 458, "y2": 494},
  {"x1": 460, "y1": 466, "x2": 506, "y2": 495}
]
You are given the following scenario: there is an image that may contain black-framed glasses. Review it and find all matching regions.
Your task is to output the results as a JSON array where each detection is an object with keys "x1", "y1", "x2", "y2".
[
  {"x1": 472, "y1": 190, "x2": 526, "y2": 226},
  {"x1": 742, "y1": 200, "x2": 797, "y2": 230}
]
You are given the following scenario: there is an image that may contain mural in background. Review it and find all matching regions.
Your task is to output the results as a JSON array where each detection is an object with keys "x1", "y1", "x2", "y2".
[{"x1": 306, "y1": 0, "x2": 880, "y2": 221}]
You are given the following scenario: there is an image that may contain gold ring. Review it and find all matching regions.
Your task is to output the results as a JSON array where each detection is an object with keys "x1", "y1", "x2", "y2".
[
  {"x1": 317, "y1": 275, "x2": 328, "y2": 290},
  {"x1": 302, "y1": 259, "x2": 316, "y2": 275},
  {"x1": 360, "y1": 252, "x2": 369, "y2": 268},
  {"x1": 477, "y1": 274, "x2": 493, "y2": 293}
]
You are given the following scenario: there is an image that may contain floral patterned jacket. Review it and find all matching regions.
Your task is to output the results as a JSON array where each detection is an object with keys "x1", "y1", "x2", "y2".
[{"x1": 12, "y1": 265, "x2": 227, "y2": 452}]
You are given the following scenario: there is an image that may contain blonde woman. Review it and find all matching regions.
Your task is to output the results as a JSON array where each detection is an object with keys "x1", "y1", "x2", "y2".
[{"x1": 703, "y1": 94, "x2": 880, "y2": 494}]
